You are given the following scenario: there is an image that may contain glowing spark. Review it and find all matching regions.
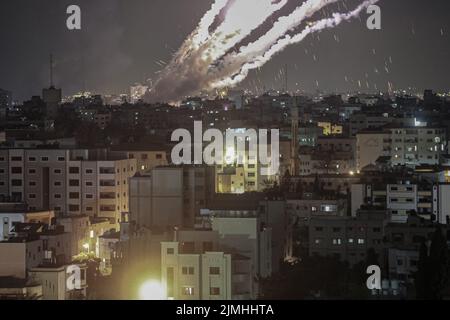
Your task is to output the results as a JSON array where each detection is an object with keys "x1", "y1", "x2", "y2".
[{"x1": 146, "y1": 0, "x2": 380, "y2": 103}]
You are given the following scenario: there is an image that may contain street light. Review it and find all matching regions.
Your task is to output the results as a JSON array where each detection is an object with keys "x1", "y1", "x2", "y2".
[{"x1": 138, "y1": 280, "x2": 166, "y2": 300}]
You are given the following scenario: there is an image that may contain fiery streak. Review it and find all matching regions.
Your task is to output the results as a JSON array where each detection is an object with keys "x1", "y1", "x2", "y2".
[{"x1": 146, "y1": 0, "x2": 379, "y2": 103}]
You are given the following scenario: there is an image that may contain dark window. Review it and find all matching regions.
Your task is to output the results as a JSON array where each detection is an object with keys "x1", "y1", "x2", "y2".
[
  {"x1": 100, "y1": 167, "x2": 115, "y2": 174},
  {"x1": 69, "y1": 205, "x2": 79, "y2": 211},
  {"x1": 69, "y1": 192, "x2": 80, "y2": 199},
  {"x1": 69, "y1": 167, "x2": 79, "y2": 174},
  {"x1": 209, "y1": 267, "x2": 220, "y2": 275},
  {"x1": 11, "y1": 179, "x2": 22, "y2": 186},
  {"x1": 210, "y1": 287, "x2": 220, "y2": 295},
  {"x1": 11, "y1": 167, "x2": 22, "y2": 174},
  {"x1": 69, "y1": 179, "x2": 79, "y2": 186},
  {"x1": 203, "y1": 241, "x2": 213, "y2": 252}
]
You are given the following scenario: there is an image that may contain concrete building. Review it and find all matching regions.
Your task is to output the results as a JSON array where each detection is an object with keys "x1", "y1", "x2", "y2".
[
  {"x1": 356, "y1": 131, "x2": 391, "y2": 171},
  {"x1": 29, "y1": 263, "x2": 88, "y2": 300},
  {"x1": 200, "y1": 209, "x2": 273, "y2": 282},
  {"x1": 349, "y1": 113, "x2": 393, "y2": 137},
  {"x1": 0, "y1": 88, "x2": 12, "y2": 118},
  {"x1": 215, "y1": 129, "x2": 279, "y2": 193},
  {"x1": 42, "y1": 86, "x2": 62, "y2": 119},
  {"x1": 0, "y1": 148, "x2": 137, "y2": 225},
  {"x1": 0, "y1": 277, "x2": 43, "y2": 299},
  {"x1": 129, "y1": 166, "x2": 210, "y2": 229},
  {"x1": 388, "y1": 127, "x2": 447, "y2": 167},
  {"x1": 93, "y1": 112, "x2": 112, "y2": 130},
  {"x1": 161, "y1": 241, "x2": 252, "y2": 300},
  {"x1": 356, "y1": 127, "x2": 448, "y2": 169},
  {"x1": 0, "y1": 203, "x2": 54, "y2": 240},
  {"x1": 57, "y1": 215, "x2": 111, "y2": 258},
  {"x1": 111, "y1": 144, "x2": 168, "y2": 173},
  {"x1": 298, "y1": 152, "x2": 355, "y2": 176},
  {"x1": 287, "y1": 197, "x2": 347, "y2": 223},
  {"x1": 308, "y1": 209, "x2": 387, "y2": 266},
  {"x1": 0, "y1": 237, "x2": 44, "y2": 278},
  {"x1": 351, "y1": 182, "x2": 450, "y2": 224},
  {"x1": 258, "y1": 200, "x2": 290, "y2": 273}
]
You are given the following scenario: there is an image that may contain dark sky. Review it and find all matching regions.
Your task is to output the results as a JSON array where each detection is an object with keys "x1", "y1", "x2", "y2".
[{"x1": 0, "y1": 0, "x2": 449, "y2": 102}]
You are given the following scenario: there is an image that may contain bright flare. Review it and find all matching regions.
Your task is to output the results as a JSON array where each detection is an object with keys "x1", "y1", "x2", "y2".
[{"x1": 139, "y1": 280, "x2": 166, "y2": 300}]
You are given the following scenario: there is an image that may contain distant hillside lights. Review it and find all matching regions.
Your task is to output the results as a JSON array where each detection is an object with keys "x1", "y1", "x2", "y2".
[{"x1": 171, "y1": 122, "x2": 280, "y2": 176}]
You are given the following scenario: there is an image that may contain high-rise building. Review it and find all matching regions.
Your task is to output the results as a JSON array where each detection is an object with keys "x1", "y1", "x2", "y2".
[
  {"x1": 0, "y1": 89, "x2": 12, "y2": 118},
  {"x1": 42, "y1": 87, "x2": 62, "y2": 119},
  {"x1": 0, "y1": 149, "x2": 137, "y2": 226},
  {"x1": 129, "y1": 166, "x2": 211, "y2": 229}
]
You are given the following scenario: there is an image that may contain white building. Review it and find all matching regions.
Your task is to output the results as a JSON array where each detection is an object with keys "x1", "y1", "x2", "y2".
[
  {"x1": 29, "y1": 263, "x2": 88, "y2": 300},
  {"x1": 351, "y1": 182, "x2": 450, "y2": 224},
  {"x1": 161, "y1": 241, "x2": 235, "y2": 300},
  {"x1": 0, "y1": 206, "x2": 54, "y2": 240}
]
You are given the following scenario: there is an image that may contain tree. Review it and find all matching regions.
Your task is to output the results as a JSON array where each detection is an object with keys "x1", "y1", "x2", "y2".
[
  {"x1": 415, "y1": 241, "x2": 430, "y2": 299},
  {"x1": 415, "y1": 226, "x2": 450, "y2": 299},
  {"x1": 428, "y1": 226, "x2": 449, "y2": 299}
]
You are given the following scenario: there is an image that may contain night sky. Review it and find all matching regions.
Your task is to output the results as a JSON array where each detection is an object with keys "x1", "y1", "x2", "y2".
[{"x1": 0, "y1": 0, "x2": 449, "y2": 102}]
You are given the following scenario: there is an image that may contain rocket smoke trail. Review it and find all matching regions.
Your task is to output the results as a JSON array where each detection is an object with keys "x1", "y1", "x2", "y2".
[{"x1": 145, "y1": 0, "x2": 380, "y2": 103}]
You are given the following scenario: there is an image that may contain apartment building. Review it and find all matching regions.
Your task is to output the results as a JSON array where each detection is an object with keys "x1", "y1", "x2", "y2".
[
  {"x1": 308, "y1": 209, "x2": 387, "y2": 266},
  {"x1": 0, "y1": 148, "x2": 137, "y2": 225},
  {"x1": 356, "y1": 126, "x2": 448, "y2": 169},
  {"x1": 351, "y1": 182, "x2": 450, "y2": 224},
  {"x1": 356, "y1": 131, "x2": 391, "y2": 171},
  {"x1": 388, "y1": 127, "x2": 447, "y2": 167},
  {"x1": 286, "y1": 197, "x2": 347, "y2": 223},
  {"x1": 161, "y1": 241, "x2": 252, "y2": 300},
  {"x1": 129, "y1": 166, "x2": 210, "y2": 228},
  {"x1": 349, "y1": 113, "x2": 393, "y2": 137},
  {"x1": 200, "y1": 209, "x2": 273, "y2": 282},
  {"x1": 289, "y1": 174, "x2": 360, "y2": 195},
  {"x1": 111, "y1": 144, "x2": 168, "y2": 174},
  {"x1": 0, "y1": 203, "x2": 54, "y2": 240},
  {"x1": 29, "y1": 263, "x2": 88, "y2": 300},
  {"x1": 215, "y1": 129, "x2": 279, "y2": 194},
  {"x1": 0, "y1": 237, "x2": 44, "y2": 278},
  {"x1": 0, "y1": 278, "x2": 43, "y2": 299},
  {"x1": 57, "y1": 215, "x2": 111, "y2": 258},
  {"x1": 298, "y1": 152, "x2": 355, "y2": 176}
]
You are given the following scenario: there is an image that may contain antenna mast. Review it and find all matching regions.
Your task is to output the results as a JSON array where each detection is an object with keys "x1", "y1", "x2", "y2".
[{"x1": 49, "y1": 54, "x2": 54, "y2": 88}]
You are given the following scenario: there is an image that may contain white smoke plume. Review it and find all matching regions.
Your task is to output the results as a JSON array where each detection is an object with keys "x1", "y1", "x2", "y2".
[{"x1": 145, "y1": 0, "x2": 379, "y2": 103}]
